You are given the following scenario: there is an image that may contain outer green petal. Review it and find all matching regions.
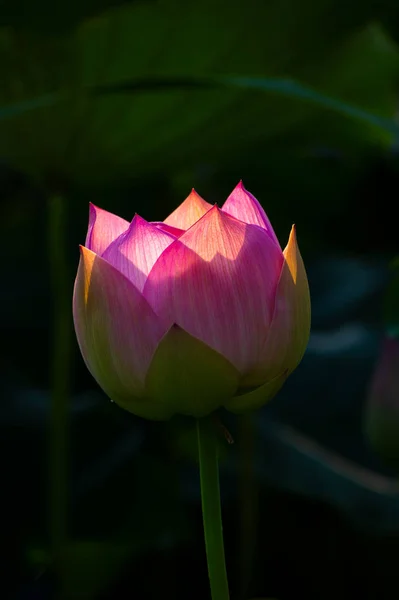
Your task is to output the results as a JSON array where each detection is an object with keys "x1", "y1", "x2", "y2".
[
  {"x1": 242, "y1": 225, "x2": 311, "y2": 386},
  {"x1": 115, "y1": 396, "x2": 173, "y2": 421},
  {"x1": 224, "y1": 371, "x2": 287, "y2": 414},
  {"x1": 281, "y1": 226, "x2": 311, "y2": 371},
  {"x1": 145, "y1": 325, "x2": 239, "y2": 417},
  {"x1": 73, "y1": 245, "x2": 171, "y2": 421}
]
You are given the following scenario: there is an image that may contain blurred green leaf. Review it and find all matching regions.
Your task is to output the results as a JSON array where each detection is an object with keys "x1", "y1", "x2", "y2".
[
  {"x1": 0, "y1": 2, "x2": 398, "y2": 189},
  {"x1": 0, "y1": 94, "x2": 58, "y2": 120},
  {"x1": 0, "y1": 0, "x2": 140, "y2": 32},
  {"x1": 94, "y1": 73, "x2": 399, "y2": 136},
  {"x1": 251, "y1": 418, "x2": 399, "y2": 533},
  {"x1": 221, "y1": 76, "x2": 399, "y2": 135}
]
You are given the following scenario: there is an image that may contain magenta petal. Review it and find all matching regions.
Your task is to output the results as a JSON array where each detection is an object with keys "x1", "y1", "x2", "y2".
[
  {"x1": 221, "y1": 181, "x2": 281, "y2": 249},
  {"x1": 73, "y1": 246, "x2": 167, "y2": 404},
  {"x1": 85, "y1": 203, "x2": 130, "y2": 256},
  {"x1": 102, "y1": 215, "x2": 176, "y2": 292},
  {"x1": 152, "y1": 222, "x2": 185, "y2": 237},
  {"x1": 143, "y1": 206, "x2": 284, "y2": 374}
]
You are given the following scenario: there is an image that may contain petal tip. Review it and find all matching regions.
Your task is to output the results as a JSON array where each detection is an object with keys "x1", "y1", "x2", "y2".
[
  {"x1": 205, "y1": 203, "x2": 232, "y2": 224},
  {"x1": 187, "y1": 188, "x2": 204, "y2": 201},
  {"x1": 78, "y1": 246, "x2": 97, "y2": 275},
  {"x1": 231, "y1": 180, "x2": 247, "y2": 195},
  {"x1": 163, "y1": 188, "x2": 212, "y2": 230},
  {"x1": 88, "y1": 202, "x2": 100, "y2": 218},
  {"x1": 79, "y1": 244, "x2": 93, "y2": 257},
  {"x1": 129, "y1": 213, "x2": 145, "y2": 229},
  {"x1": 285, "y1": 224, "x2": 299, "y2": 255}
]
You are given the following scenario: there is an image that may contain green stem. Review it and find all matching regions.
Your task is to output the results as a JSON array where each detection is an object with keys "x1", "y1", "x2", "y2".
[
  {"x1": 197, "y1": 418, "x2": 230, "y2": 600},
  {"x1": 48, "y1": 194, "x2": 70, "y2": 581}
]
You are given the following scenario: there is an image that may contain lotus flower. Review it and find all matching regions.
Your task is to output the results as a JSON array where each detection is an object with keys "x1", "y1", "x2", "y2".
[{"x1": 73, "y1": 182, "x2": 310, "y2": 420}]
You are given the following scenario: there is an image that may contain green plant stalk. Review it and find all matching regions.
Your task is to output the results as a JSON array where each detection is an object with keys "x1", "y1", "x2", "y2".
[
  {"x1": 197, "y1": 418, "x2": 230, "y2": 600},
  {"x1": 48, "y1": 194, "x2": 70, "y2": 580}
]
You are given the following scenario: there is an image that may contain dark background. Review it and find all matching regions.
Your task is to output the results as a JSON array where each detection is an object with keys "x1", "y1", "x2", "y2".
[{"x1": 1, "y1": 1, "x2": 399, "y2": 598}]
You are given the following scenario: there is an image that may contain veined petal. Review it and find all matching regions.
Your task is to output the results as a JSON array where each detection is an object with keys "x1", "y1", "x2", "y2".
[
  {"x1": 85, "y1": 203, "x2": 130, "y2": 256},
  {"x1": 73, "y1": 246, "x2": 168, "y2": 416},
  {"x1": 143, "y1": 206, "x2": 283, "y2": 374},
  {"x1": 242, "y1": 226, "x2": 310, "y2": 386},
  {"x1": 163, "y1": 189, "x2": 212, "y2": 230},
  {"x1": 151, "y1": 222, "x2": 185, "y2": 237},
  {"x1": 221, "y1": 181, "x2": 281, "y2": 249},
  {"x1": 102, "y1": 215, "x2": 175, "y2": 292},
  {"x1": 225, "y1": 370, "x2": 287, "y2": 413},
  {"x1": 146, "y1": 325, "x2": 239, "y2": 417}
]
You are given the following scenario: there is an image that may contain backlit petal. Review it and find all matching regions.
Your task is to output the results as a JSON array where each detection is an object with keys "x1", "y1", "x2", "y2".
[
  {"x1": 221, "y1": 181, "x2": 280, "y2": 248},
  {"x1": 102, "y1": 215, "x2": 175, "y2": 292},
  {"x1": 143, "y1": 206, "x2": 283, "y2": 374},
  {"x1": 146, "y1": 325, "x2": 239, "y2": 417},
  {"x1": 73, "y1": 246, "x2": 168, "y2": 416},
  {"x1": 242, "y1": 226, "x2": 310, "y2": 386},
  {"x1": 152, "y1": 222, "x2": 185, "y2": 237},
  {"x1": 163, "y1": 189, "x2": 212, "y2": 230},
  {"x1": 85, "y1": 203, "x2": 130, "y2": 256}
]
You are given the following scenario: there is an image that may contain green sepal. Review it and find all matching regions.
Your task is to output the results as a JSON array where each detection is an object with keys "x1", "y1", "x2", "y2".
[
  {"x1": 145, "y1": 325, "x2": 239, "y2": 418},
  {"x1": 115, "y1": 395, "x2": 173, "y2": 421},
  {"x1": 224, "y1": 370, "x2": 287, "y2": 413}
]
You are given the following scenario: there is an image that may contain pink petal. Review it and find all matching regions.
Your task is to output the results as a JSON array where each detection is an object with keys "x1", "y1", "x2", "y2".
[
  {"x1": 102, "y1": 215, "x2": 176, "y2": 292},
  {"x1": 152, "y1": 222, "x2": 185, "y2": 237},
  {"x1": 143, "y1": 206, "x2": 284, "y2": 374},
  {"x1": 221, "y1": 181, "x2": 281, "y2": 249},
  {"x1": 73, "y1": 246, "x2": 168, "y2": 411},
  {"x1": 163, "y1": 189, "x2": 213, "y2": 230},
  {"x1": 85, "y1": 203, "x2": 130, "y2": 256},
  {"x1": 241, "y1": 226, "x2": 310, "y2": 386}
]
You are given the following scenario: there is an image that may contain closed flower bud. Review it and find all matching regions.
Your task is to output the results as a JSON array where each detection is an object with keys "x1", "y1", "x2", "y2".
[{"x1": 73, "y1": 182, "x2": 311, "y2": 419}]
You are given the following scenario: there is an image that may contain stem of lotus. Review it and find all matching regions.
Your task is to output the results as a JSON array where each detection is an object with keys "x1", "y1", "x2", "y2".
[{"x1": 197, "y1": 417, "x2": 230, "y2": 600}]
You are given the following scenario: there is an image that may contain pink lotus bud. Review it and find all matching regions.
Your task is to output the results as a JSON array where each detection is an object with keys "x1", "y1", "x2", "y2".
[
  {"x1": 73, "y1": 182, "x2": 311, "y2": 420},
  {"x1": 364, "y1": 336, "x2": 399, "y2": 468}
]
